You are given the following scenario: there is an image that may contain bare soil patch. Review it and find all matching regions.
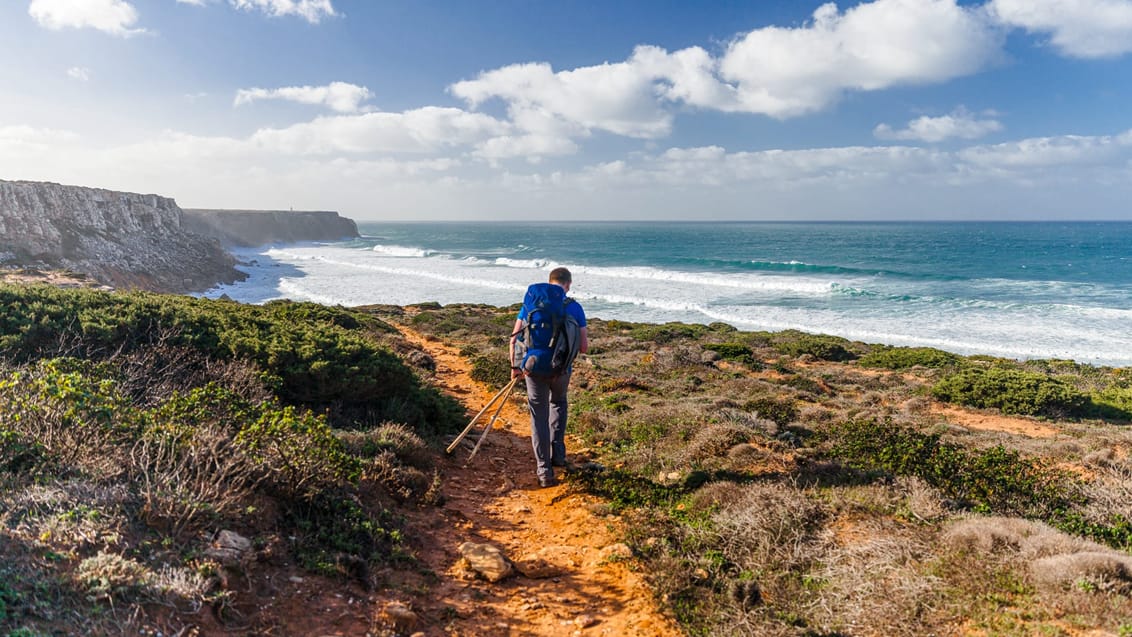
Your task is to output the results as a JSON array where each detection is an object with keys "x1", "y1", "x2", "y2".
[{"x1": 934, "y1": 403, "x2": 1059, "y2": 438}]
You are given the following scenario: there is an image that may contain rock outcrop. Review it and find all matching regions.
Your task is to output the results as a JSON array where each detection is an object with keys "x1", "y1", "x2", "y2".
[
  {"x1": 0, "y1": 179, "x2": 243, "y2": 292},
  {"x1": 183, "y1": 209, "x2": 358, "y2": 247}
]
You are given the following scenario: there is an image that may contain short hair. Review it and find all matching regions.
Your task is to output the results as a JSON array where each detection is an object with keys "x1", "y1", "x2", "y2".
[{"x1": 548, "y1": 267, "x2": 572, "y2": 285}]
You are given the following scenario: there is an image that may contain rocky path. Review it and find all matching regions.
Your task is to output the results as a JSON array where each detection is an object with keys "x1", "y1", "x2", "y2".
[{"x1": 393, "y1": 327, "x2": 681, "y2": 637}]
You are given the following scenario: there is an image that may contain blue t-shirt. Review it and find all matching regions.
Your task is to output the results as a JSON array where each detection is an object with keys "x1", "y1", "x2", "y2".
[{"x1": 517, "y1": 297, "x2": 586, "y2": 328}]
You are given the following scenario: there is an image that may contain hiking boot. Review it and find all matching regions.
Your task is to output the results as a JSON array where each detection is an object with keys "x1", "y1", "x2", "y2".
[
  {"x1": 551, "y1": 457, "x2": 568, "y2": 468},
  {"x1": 538, "y1": 475, "x2": 558, "y2": 488}
]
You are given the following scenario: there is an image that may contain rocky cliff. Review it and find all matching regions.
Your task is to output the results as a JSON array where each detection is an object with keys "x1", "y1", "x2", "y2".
[
  {"x1": 183, "y1": 209, "x2": 358, "y2": 247},
  {"x1": 0, "y1": 179, "x2": 243, "y2": 292}
]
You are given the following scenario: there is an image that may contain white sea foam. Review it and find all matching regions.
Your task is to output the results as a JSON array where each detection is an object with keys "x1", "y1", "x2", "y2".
[
  {"x1": 204, "y1": 240, "x2": 1132, "y2": 367},
  {"x1": 371, "y1": 244, "x2": 433, "y2": 258}
]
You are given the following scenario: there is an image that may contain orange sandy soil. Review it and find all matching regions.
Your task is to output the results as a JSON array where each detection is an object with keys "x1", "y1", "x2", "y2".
[{"x1": 933, "y1": 404, "x2": 1059, "y2": 438}]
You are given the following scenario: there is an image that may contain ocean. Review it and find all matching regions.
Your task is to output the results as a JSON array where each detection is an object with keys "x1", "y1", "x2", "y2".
[{"x1": 203, "y1": 222, "x2": 1132, "y2": 368}]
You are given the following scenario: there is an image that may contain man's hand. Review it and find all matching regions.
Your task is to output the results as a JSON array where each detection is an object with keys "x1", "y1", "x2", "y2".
[{"x1": 511, "y1": 366, "x2": 524, "y2": 379}]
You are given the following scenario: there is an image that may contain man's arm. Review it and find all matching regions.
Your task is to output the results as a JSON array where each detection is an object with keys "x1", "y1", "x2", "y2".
[{"x1": 578, "y1": 326, "x2": 588, "y2": 354}]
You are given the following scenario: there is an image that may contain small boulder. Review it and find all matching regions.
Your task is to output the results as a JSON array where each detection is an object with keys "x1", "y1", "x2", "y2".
[
  {"x1": 377, "y1": 601, "x2": 418, "y2": 632},
  {"x1": 204, "y1": 530, "x2": 253, "y2": 566},
  {"x1": 459, "y1": 542, "x2": 513, "y2": 582}
]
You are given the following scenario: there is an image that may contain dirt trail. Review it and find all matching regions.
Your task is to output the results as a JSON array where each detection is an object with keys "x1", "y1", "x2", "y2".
[{"x1": 394, "y1": 327, "x2": 681, "y2": 637}]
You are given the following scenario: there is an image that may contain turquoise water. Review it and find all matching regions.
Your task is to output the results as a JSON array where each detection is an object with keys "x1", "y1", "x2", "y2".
[{"x1": 206, "y1": 222, "x2": 1132, "y2": 367}]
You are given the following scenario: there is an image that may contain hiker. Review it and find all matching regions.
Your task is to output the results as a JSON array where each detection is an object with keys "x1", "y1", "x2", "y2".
[{"x1": 510, "y1": 267, "x2": 588, "y2": 488}]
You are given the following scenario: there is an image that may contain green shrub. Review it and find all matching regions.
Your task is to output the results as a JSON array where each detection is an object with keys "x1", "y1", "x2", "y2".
[
  {"x1": 236, "y1": 405, "x2": 361, "y2": 496},
  {"x1": 832, "y1": 419, "x2": 1076, "y2": 517},
  {"x1": 469, "y1": 354, "x2": 512, "y2": 387},
  {"x1": 0, "y1": 286, "x2": 461, "y2": 432},
  {"x1": 858, "y1": 346, "x2": 962, "y2": 370},
  {"x1": 743, "y1": 396, "x2": 798, "y2": 426},
  {"x1": 287, "y1": 491, "x2": 406, "y2": 576},
  {"x1": 1089, "y1": 385, "x2": 1132, "y2": 421},
  {"x1": 0, "y1": 359, "x2": 136, "y2": 478},
  {"x1": 605, "y1": 320, "x2": 709, "y2": 343},
  {"x1": 775, "y1": 332, "x2": 858, "y2": 362},
  {"x1": 703, "y1": 343, "x2": 756, "y2": 366},
  {"x1": 931, "y1": 367, "x2": 1088, "y2": 417}
]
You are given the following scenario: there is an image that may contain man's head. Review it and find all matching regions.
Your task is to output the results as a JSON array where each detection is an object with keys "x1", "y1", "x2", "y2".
[{"x1": 549, "y1": 267, "x2": 572, "y2": 287}]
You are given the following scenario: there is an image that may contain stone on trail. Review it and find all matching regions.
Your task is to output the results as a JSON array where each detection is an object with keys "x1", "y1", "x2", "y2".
[
  {"x1": 458, "y1": 542, "x2": 513, "y2": 582},
  {"x1": 376, "y1": 601, "x2": 418, "y2": 633},
  {"x1": 204, "y1": 529, "x2": 252, "y2": 566}
]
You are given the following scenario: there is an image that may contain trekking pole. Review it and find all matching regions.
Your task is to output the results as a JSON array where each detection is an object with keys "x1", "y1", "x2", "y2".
[
  {"x1": 466, "y1": 378, "x2": 518, "y2": 463},
  {"x1": 446, "y1": 376, "x2": 519, "y2": 454}
]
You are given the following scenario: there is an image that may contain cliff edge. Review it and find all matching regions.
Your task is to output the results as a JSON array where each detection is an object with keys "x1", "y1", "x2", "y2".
[
  {"x1": 0, "y1": 179, "x2": 243, "y2": 293},
  {"x1": 183, "y1": 208, "x2": 358, "y2": 247}
]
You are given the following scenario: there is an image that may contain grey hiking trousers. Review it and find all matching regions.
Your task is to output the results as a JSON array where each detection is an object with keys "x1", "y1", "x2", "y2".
[{"x1": 524, "y1": 372, "x2": 570, "y2": 480}]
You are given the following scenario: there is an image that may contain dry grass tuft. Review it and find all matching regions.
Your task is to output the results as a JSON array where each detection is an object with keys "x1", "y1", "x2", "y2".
[
  {"x1": 941, "y1": 516, "x2": 1104, "y2": 559},
  {"x1": 129, "y1": 422, "x2": 261, "y2": 539},
  {"x1": 810, "y1": 519, "x2": 939, "y2": 636},
  {"x1": 1030, "y1": 551, "x2": 1132, "y2": 594},
  {"x1": 677, "y1": 422, "x2": 757, "y2": 467},
  {"x1": 710, "y1": 481, "x2": 828, "y2": 574}
]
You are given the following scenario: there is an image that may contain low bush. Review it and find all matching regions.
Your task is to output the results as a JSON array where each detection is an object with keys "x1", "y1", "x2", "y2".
[
  {"x1": 606, "y1": 320, "x2": 710, "y2": 343},
  {"x1": 775, "y1": 332, "x2": 858, "y2": 362},
  {"x1": 469, "y1": 353, "x2": 512, "y2": 387},
  {"x1": 703, "y1": 343, "x2": 757, "y2": 366},
  {"x1": 1089, "y1": 385, "x2": 1132, "y2": 421},
  {"x1": 743, "y1": 395, "x2": 799, "y2": 426},
  {"x1": 832, "y1": 419, "x2": 1077, "y2": 518},
  {"x1": 931, "y1": 367, "x2": 1088, "y2": 418},
  {"x1": 859, "y1": 346, "x2": 963, "y2": 370}
]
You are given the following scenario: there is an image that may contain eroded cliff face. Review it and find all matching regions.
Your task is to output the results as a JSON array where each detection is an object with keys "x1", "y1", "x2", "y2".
[
  {"x1": 0, "y1": 179, "x2": 244, "y2": 292},
  {"x1": 183, "y1": 209, "x2": 359, "y2": 247}
]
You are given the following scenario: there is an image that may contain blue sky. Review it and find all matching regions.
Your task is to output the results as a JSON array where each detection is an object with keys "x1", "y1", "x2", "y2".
[{"x1": 2, "y1": 0, "x2": 1132, "y2": 220}]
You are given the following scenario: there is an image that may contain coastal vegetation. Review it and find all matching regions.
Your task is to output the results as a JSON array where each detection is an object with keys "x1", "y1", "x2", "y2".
[
  {"x1": 3, "y1": 285, "x2": 1132, "y2": 635},
  {"x1": 399, "y1": 303, "x2": 1132, "y2": 637},
  {"x1": 0, "y1": 284, "x2": 460, "y2": 634}
]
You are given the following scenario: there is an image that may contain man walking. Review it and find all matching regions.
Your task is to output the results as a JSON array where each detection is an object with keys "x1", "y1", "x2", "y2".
[{"x1": 510, "y1": 267, "x2": 588, "y2": 488}]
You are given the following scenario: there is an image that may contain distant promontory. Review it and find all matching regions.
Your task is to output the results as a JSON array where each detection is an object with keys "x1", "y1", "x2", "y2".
[
  {"x1": 183, "y1": 208, "x2": 358, "y2": 247},
  {"x1": 0, "y1": 179, "x2": 358, "y2": 293}
]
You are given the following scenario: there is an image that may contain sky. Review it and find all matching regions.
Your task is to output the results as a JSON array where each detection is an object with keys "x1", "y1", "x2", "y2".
[{"x1": 2, "y1": 0, "x2": 1132, "y2": 221}]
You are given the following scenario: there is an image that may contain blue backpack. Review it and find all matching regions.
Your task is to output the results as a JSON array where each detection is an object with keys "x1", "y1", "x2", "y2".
[{"x1": 513, "y1": 282, "x2": 581, "y2": 379}]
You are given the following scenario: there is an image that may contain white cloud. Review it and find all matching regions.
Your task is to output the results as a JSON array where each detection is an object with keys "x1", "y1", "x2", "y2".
[
  {"x1": 247, "y1": 107, "x2": 510, "y2": 155},
  {"x1": 958, "y1": 132, "x2": 1132, "y2": 168},
  {"x1": 451, "y1": 57, "x2": 676, "y2": 140},
  {"x1": 988, "y1": 0, "x2": 1132, "y2": 58},
  {"x1": 875, "y1": 107, "x2": 1003, "y2": 142},
  {"x1": 450, "y1": 0, "x2": 1004, "y2": 147},
  {"x1": 28, "y1": 0, "x2": 145, "y2": 36},
  {"x1": 67, "y1": 66, "x2": 91, "y2": 82},
  {"x1": 235, "y1": 82, "x2": 373, "y2": 113},
  {"x1": 718, "y1": 0, "x2": 1003, "y2": 117},
  {"x1": 230, "y1": 0, "x2": 336, "y2": 23}
]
